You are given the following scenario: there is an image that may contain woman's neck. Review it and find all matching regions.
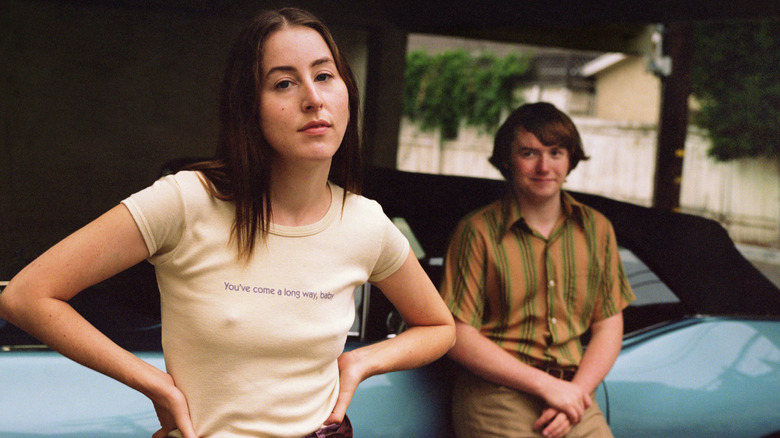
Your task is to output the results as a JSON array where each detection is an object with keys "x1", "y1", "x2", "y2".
[{"x1": 268, "y1": 160, "x2": 333, "y2": 227}]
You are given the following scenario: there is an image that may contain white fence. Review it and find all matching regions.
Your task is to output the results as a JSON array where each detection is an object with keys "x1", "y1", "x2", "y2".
[
  {"x1": 679, "y1": 128, "x2": 779, "y2": 245},
  {"x1": 397, "y1": 117, "x2": 780, "y2": 247}
]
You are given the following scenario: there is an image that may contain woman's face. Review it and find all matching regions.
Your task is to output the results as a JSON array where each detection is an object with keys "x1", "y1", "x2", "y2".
[{"x1": 258, "y1": 26, "x2": 350, "y2": 167}]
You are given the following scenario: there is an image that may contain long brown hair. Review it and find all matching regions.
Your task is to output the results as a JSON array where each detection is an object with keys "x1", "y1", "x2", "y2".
[{"x1": 188, "y1": 8, "x2": 362, "y2": 260}]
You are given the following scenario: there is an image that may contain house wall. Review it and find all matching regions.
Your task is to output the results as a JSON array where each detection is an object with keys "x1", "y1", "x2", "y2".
[
  {"x1": 591, "y1": 56, "x2": 661, "y2": 124},
  {"x1": 397, "y1": 117, "x2": 780, "y2": 246},
  {"x1": 522, "y1": 86, "x2": 594, "y2": 117}
]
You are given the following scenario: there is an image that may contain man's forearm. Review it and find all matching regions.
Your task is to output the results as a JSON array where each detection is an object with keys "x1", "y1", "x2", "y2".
[
  {"x1": 448, "y1": 321, "x2": 593, "y2": 424},
  {"x1": 448, "y1": 321, "x2": 554, "y2": 394},
  {"x1": 572, "y1": 312, "x2": 624, "y2": 394}
]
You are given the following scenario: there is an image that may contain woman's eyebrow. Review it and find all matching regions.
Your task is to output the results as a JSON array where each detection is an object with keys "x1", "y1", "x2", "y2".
[
  {"x1": 311, "y1": 56, "x2": 335, "y2": 68},
  {"x1": 265, "y1": 57, "x2": 335, "y2": 78}
]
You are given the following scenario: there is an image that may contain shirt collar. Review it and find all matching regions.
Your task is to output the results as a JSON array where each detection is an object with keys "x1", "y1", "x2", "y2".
[{"x1": 500, "y1": 190, "x2": 586, "y2": 237}]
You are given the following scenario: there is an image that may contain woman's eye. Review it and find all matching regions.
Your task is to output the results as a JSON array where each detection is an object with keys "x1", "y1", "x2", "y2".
[
  {"x1": 275, "y1": 80, "x2": 293, "y2": 90},
  {"x1": 315, "y1": 73, "x2": 333, "y2": 82}
]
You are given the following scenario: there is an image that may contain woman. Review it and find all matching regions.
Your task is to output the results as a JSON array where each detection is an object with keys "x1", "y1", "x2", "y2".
[{"x1": 0, "y1": 8, "x2": 455, "y2": 438}]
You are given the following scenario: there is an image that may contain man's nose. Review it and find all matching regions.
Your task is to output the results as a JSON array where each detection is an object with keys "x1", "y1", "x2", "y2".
[{"x1": 536, "y1": 154, "x2": 550, "y2": 172}]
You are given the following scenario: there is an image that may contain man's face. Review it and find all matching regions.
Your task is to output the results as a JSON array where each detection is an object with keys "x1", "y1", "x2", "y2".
[{"x1": 508, "y1": 130, "x2": 570, "y2": 204}]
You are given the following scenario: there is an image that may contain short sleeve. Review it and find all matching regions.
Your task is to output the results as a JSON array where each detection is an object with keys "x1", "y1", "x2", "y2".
[
  {"x1": 593, "y1": 220, "x2": 636, "y2": 321},
  {"x1": 439, "y1": 219, "x2": 487, "y2": 329},
  {"x1": 367, "y1": 212, "x2": 411, "y2": 283},
  {"x1": 121, "y1": 173, "x2": 186, "y2": 262}
]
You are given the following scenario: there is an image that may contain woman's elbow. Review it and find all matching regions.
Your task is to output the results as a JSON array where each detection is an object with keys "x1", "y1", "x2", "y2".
[
  {"x1": 443, "y1": 315, "x2": 457, "y2": 351},
  {"x1": 0, "y1": 279, "x2": 22, "y2": 322},
  {"x1": 0, "y1": 276, "x2": 43, "y2": 325},
  {"x1": 0, "y1": 293, "x2": 6, "y2": 320}
]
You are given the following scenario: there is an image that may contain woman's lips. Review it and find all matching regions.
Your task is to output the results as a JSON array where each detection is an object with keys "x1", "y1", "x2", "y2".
[{"x1": 300, "y1": 120, "x2": 330, "y2": 134}]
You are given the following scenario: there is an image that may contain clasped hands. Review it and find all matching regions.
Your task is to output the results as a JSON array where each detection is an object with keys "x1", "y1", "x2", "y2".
[{"x1": 534, "y1": 378, "x2": 593, "y2": 438}]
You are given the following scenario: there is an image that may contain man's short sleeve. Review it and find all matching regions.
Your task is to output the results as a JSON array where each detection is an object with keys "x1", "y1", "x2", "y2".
[
  {"x1": 593, "y1": 220, "x2": 636, "y2": 321},
  {"x1": 439, "y1": 219, "x2": 488, "y2": 329}
]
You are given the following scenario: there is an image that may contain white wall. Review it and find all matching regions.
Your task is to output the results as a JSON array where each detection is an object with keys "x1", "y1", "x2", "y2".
[
  {"x1": 565, "y1": 117, "x2": 658, "y2": 206},
  {"x1": 679, "y1": 128, "x2": 780, "y2": 245}
]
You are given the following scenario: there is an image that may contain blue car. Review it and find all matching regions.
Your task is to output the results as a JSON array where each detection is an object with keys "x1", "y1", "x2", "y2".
[
  {"x1": 2, "y1": 167, "x2": 779, "y2": 437},
  {"x1": 365, "y1": 168, "x2": 780, "y2": 438},
  {"x1": 0, "y1": 276, "x2": 452, "y2": 437}
]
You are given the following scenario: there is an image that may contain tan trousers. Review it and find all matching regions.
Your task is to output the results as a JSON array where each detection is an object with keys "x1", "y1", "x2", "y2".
[{"x1": 451, "y1": 369, "x2": 613, "y2": 438}]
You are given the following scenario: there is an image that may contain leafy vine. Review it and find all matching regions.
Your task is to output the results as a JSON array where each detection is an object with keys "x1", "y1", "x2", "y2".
[{"x1": 403, "y1": 49, "x2": 534, "y2": 138}]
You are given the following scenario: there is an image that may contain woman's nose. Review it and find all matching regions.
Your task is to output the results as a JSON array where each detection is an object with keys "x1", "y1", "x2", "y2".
[{"x1": 302, "y1": 81, "x2": 324, "y2": 111}]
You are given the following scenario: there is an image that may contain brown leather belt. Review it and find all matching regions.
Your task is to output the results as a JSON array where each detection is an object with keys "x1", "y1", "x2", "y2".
[
  {"x1": 529, "y1": 360, "x2": 577, "y2": 381},
  {"x1": 540, "y1": 365, "x2": 577, "y2": 381}
]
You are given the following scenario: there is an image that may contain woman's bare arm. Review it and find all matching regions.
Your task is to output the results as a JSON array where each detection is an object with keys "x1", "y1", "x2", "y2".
[
  {"x1": 0, "y1": 204, "x2": 197, "y2": 438},
  {"x1": 325, "y1": 251, "x2": 456, "y2": 424}
]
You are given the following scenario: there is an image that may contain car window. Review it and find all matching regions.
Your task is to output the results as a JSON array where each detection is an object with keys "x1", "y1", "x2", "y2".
[
  {"x1": 619, "y1": 248, "x2": 687, "y2": 334},
  {"x1": 392, "y1": 217, "x2": 426, "y2": 259},
  {"x1": 350, "y1": 283, "x2": 368, "y2": 338},
  {"x1": 619, "y1": 248, "x2": 679, "y2": 306}
]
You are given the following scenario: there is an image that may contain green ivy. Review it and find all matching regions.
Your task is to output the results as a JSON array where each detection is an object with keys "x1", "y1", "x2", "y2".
[
  {"x1": 403, "y1": 49, "x2": 534, "y2": 139},
  {"x1": 691, "y1": 19, "x2": 780, "y2": 161}
]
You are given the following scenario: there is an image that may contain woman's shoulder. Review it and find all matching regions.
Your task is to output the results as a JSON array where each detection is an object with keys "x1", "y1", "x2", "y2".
[
  {"x1": 340, "y1": 186, "x2": 385, "y2": 217},
  {"x1": 164, "y1": 169, "x2": 206, "y2": 188},
  {"x1": 156, "y1": 170, "x2": 218, "y2": 201},
  {"x1": 131, "y1": 171, "x2": 226, "y2": 222}
]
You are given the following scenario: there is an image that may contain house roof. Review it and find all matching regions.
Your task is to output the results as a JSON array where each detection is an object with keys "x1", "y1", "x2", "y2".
[{"x1": 581, "y1": 53, "x2": 629, "y2": 77}]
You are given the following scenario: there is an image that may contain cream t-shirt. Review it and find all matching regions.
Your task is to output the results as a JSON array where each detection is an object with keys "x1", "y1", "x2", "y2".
[{"x1": 122, "y1": 171, "x2": 409, "y2": 437}]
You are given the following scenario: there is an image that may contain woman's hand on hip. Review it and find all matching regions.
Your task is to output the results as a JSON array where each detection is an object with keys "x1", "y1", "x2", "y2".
[
  {"x1": 325, "y1": 350, "x2": 364, "y2": 426},
  {"x1": 150, "y1": 372, "x2": 198, "y2": 438}
]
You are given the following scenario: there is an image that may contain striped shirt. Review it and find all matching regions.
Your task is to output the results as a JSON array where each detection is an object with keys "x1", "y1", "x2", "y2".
[{"x1": 440, "y1": 191, "x2": 635, "y2": 368}]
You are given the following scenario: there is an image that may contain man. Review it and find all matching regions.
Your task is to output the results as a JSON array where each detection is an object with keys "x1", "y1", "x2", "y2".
[{"x1": 440, "y1": 102, "x2": 635, "y2": 438}]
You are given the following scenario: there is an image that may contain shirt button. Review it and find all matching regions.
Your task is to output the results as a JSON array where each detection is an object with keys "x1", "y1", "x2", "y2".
[
  {"x1": 549, "y1": 280, "x2": 555, "y2": 288},
  {"x1": 551, "y1": 317, "x2": 557, "y2": 324}
]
